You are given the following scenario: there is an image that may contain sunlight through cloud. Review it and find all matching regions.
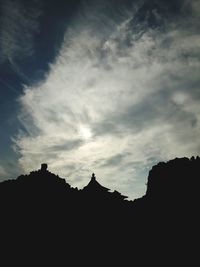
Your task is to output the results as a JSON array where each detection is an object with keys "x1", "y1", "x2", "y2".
[{"x1": 15, "y1": 0, "x2": 200, "y2": 200}]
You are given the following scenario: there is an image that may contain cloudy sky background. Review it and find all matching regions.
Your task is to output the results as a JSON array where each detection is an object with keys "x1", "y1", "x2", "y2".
[{"x1": 0, "y1": 0, "x2": 200, "y2": 199}]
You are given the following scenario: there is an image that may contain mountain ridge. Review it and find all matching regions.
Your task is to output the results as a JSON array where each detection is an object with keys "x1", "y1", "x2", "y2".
[
  {"x1": 0, "y1": 156, "x2": 199, "y2": 202},
  {"x1": 0, "y1": 156, "x2": 199, "y2": 265}
]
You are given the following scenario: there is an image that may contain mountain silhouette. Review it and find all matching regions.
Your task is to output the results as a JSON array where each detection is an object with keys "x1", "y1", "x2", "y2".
[{"x1": 0, "y1": 156, "x2": 199, "y2": 265}]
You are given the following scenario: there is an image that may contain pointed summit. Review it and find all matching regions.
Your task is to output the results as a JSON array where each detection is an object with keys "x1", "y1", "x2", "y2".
[
  {"x1": 83, "y1": 173, "x2": 110, "y2": 193},
  {"x1": 91, "y1": 173, "x2": 96, "y2": 181}
]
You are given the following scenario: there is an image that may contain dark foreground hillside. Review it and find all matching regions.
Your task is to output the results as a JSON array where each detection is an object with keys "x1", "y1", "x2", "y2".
[{"x1": 0, "y1": 157, "x2": 199, "y2": 265}]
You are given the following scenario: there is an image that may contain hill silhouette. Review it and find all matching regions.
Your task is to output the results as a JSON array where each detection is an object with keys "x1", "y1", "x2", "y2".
[{"x1": 0, "y1": 156, "x2": 199, "y2": 265}]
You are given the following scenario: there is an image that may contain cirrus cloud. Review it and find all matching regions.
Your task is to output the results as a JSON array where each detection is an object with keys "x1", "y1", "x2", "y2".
[{"x1": 14, "y1": 0, "x2": 200, "y2": 199}]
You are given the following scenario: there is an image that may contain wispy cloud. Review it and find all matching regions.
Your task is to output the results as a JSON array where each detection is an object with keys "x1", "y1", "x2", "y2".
[
  {"x1": 0, "y1": 0, "x2": 42, "y2": 64},
  {"x1": 14, "y1": 0, "x2": 200, "y2": 199},
  {"x1": 0, "y1": 165, "x2": 6, "y2": 177},
  {"x1": 0, "y1": 159, "x2": 22, "y2": 181}
]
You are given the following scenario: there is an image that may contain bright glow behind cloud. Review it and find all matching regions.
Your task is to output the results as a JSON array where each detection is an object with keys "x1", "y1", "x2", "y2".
[{"x1": 15, "y1": 5, "x2": 200, "y2": 199}]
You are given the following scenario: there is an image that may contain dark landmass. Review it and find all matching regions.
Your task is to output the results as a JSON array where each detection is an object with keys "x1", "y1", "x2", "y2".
[{"x1": 0, "y1": 157, "x2": 199, "y2": 265}]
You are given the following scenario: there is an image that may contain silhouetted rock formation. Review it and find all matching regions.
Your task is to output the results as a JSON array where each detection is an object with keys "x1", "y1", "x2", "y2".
[
  {"x1": 136, "y1": 156, "x2": 200, "y2": 212},
  {"x1": 0, "y1": 157, "x2": 199, "y2": 265}
]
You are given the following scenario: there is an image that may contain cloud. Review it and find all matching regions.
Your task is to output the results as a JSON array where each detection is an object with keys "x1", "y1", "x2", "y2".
[
  {"x1": 0, "y1": 165, "x2": 6, "y2": 177},
  {"x1": 0, "y1": 159, "x2": 23, "y2": 181},
  {"x1": 0, "y1": 0, "x2": 42, "y2": 64},
  {"x1": 14, "y1": 0, "x2": 200, "y2": 199}
]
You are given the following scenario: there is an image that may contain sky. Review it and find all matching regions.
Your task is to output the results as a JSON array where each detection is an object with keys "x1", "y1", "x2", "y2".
[{"x1": 0, "y1": 0, "x2": 200, "y2": 200}]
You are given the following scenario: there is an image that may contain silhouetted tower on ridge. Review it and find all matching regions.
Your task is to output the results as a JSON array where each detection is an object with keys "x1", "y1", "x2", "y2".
[{"x1": 41, "y1": 163, "x2": 48, "y2": 172}]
